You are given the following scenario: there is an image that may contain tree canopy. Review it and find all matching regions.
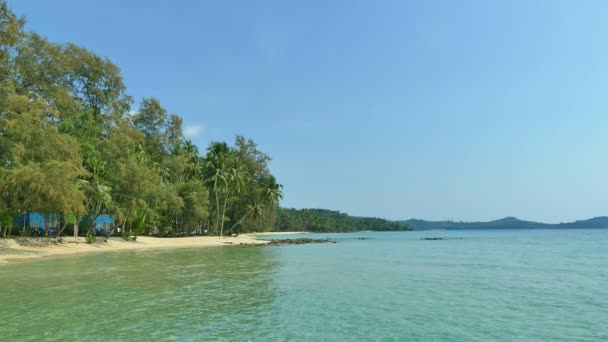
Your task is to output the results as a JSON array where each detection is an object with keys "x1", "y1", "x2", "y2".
[
  {"x1": 274, "y1": 208, "x2": 411, "y2": 233},
  {"x1": 0, "y1": 1, "x2": 282, "y2": 238}
]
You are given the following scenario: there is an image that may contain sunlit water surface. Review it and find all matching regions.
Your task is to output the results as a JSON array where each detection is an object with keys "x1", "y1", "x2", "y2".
[{"x1": 1, "y1": 229, "x2": 608, "y2": 341}]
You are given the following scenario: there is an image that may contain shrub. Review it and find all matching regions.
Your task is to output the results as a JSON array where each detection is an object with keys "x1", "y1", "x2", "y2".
[
  {"x1": 122, "y1": 231, "x2": 137, "y2": 241},
  {"x1": 86, "y1": 233, "x2": 97, "y2": 244}
]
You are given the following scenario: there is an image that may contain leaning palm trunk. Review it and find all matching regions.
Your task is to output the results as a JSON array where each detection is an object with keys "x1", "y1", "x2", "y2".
[
  {"x1": 213, "y1": 179, "x2": 220, "y2": 234},
  {"x1": 106, "y1": 214, "x2": 127, "y2": 239},
  {"x1": 225, "y1": 207, "x2": 255, "y2": 235},
  {"x1": 219, "y1": 190, "x2": 231, "y2": 236},
  {"x1": 85, "y1": 212, "x2": 102, "y2": 238},
  {"x1": 55, "y1": 223, "x2": 69, "y2": 238},
  {"x1": 55, "y1": 219, "x2": 70, "y2": 239}
]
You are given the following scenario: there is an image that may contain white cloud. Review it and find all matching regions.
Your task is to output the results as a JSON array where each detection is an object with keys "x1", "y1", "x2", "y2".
[{"x1": 184, "y1": 124, "x2": 205, "y2": 138}]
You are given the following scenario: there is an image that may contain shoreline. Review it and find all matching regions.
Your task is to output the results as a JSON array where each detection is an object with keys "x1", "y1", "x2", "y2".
[{"x1": 0, "y1": 232, "x2": 308, "y2": 264}]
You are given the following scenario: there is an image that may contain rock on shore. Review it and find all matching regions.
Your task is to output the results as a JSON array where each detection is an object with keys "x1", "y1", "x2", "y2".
[{"x1": 265, "y1": 238, "x2": 336, "y2": 246}]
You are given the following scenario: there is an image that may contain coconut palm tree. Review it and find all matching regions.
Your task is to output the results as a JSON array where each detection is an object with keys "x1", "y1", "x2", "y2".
[
  {"x1": 204, "y1": 142, "x2": 230, "y2": 234},
  {"x1": 262, "y1": 175, "x2": 283, "y2": 206},
  {"x1": 79, "y1": 158, "x2": 113, "y2": 237},
  {"x1": 225, "y1": 201, "x2": 263, "y2": 235},
  {"x1": 183, "y1": 140, "x2": 202, "y2": 181},
  {"x1": 225, "y1": 176, "x2": 282, "y2": 235},
  {"x1": 219, "y1": 161, "x2": 249, "y2": 236}
]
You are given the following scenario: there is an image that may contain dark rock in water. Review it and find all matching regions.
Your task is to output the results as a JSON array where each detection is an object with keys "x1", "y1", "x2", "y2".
[
  {"x1": 422, "y1": 237, "x2": 444, "y2": 240},
  {"x1": 357, "y1": 237, "x2": 371, "y2": 240},
  {"x1": 266, "y1": 238, "x2": 336, "y2": 246}
]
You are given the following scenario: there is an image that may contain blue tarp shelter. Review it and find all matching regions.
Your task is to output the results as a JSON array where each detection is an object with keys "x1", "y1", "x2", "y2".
[
  {"x1": 81, "y1": 215, "x2": 115, "y2": 234},
  {"x1": 14, "y1": 213, "x2": 59, "y2": 231}
]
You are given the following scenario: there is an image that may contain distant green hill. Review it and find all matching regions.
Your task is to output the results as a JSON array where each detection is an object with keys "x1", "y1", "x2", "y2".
[
  {"x1": 400, "y1": 216, "x2": 608, "y2": 230},
  {"x1": 275, "y1": 208, "x2": 411, "y2": 233}
]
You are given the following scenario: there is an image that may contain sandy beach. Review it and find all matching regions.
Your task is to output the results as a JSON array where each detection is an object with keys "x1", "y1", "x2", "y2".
[
  {"x1": 0, "y1": 231, "x2": 311, "y2": 264},
  {"x1": 0, "y1": 234, "x2": 278, "y2": 264}
]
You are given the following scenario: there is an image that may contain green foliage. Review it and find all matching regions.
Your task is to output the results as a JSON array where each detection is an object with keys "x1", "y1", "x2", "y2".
[
  {"x1": 86, "y1": 233, "x2": 97, "y2": 244},
  {"x1": 0, "y1": 3, "x2": 282, "y2": 238},
  {"x1": 274, "y1": 208, "x2": 411, "y2": 233},
  {"x1": 122, "y1": 230, "x2": 138, "y2": 241}
]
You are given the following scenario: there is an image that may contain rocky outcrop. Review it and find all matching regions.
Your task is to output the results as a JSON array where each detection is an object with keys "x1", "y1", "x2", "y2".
[{"x1": 265, "y1": 238, "x2": 336, "y2": 246}]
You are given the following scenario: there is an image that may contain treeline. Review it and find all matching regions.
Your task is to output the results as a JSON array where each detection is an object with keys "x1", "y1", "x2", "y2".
[
  {"x1": 274, "y1": 208, "x2": 411, "y2": 233},
  {"x1": 0, "y1": 2, "x2": 281, "y2": 239}
]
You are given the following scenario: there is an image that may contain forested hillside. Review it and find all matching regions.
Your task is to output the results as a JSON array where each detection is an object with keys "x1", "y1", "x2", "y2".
[
  {"x1": 402, "y1": 216, "x2": 608, "y2": 230},
  {"x1": 274, "y1": 208, "x2": 411, "y2": 232}
]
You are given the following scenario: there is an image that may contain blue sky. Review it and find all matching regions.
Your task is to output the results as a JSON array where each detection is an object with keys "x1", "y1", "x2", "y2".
[{"x1": 10, "y1": 0, "x2": 608, "y2": 222}]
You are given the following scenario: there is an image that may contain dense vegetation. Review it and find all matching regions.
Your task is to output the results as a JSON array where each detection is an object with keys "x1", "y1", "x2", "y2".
[
  {"x1": 402, "y1": 216, "x2": 608, "y2": 230},
  {"x1": 0, "y1": 1, "x2": 282, "y2": 238},
  {"x1": 274, "y1": 208, "x2": 411, "y2": 233}
]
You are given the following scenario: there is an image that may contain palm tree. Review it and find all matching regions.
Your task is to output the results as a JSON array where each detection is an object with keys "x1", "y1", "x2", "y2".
[
  {"x1": 262, "y1": 175, "x2": 283, "y2": 206},
  {"x1": 183, "y1": 140, "x2": 202, "y2": 181},
  {"x1": 204, "y1": 142, "x2": 230, "y2": 234},
  {"x1": 219, "y1": 162, "x2": 249, "y2": 236},
  {"x1": 79, "y1": 158, "x2": 113, "y2": 237},
  {"x1": 225, "y1": 176, "x2": 282, "y2": 235}
]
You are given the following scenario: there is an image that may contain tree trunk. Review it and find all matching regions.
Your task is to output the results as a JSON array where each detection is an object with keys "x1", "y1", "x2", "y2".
[
  {"x1": 213, "y1": 179, "x2": 220, "y2": 234},
  {"x1": 107, "y1": 214, "x2": 127, "y2": 238},
  {"x1": 226, "y1": 207, "x2": 255, "y2": 235},
  {"x1": 220, "y1": 190, "x2": 230, "y2": 236},
  {"x1": 111, "y1": 214, "x2": 127, "y2": 238},
  {"x1": 74, "y1": 218, "x2": 79, "y2": 238},
  {"x1": 55, "y1": 219, "x2": 70, "y2": 238},
  {"x1": 21, "y1": 212, "x2": 27, "y2": 237},
  {"x1": 86, "y1": 212, "x2": 102, "y2": 238},
  {"x1": 44, "y1": 214, "x2": 50, "y2": 237},
  {"x1": 4, "y1": 224, "x2": 11, "y2": 239}
]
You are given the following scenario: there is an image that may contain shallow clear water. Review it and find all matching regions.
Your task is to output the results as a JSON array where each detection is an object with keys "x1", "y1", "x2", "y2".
[{"x1": 1, "y1": 229, "x2": 608, "y2": 341}]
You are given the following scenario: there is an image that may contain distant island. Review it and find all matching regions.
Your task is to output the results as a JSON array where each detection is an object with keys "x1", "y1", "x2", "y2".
[
  {"x1": 400, "y1": 216, "x2": 608, "y2": 230},
  {"x1": 273, "y1": 211, "x2": 608, "y2": 232}
]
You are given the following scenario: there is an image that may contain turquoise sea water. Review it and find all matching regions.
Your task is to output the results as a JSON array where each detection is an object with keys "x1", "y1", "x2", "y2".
[{"x1": 1, "y1": 229, "x2": 607, "y2": 341}]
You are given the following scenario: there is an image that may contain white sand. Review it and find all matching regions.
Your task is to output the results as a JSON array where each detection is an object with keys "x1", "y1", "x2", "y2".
[{"x1": 0, "y1": 235, "x2": 281, "y2": 264}]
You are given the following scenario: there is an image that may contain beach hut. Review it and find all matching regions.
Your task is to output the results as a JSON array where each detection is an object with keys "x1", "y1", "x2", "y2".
[
  {"x1": 14, "y1": 213, "x2": 59, "y2": 235},
  {"x1": 80, "y1": 215, "x2": 115, "y2": 235}
]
